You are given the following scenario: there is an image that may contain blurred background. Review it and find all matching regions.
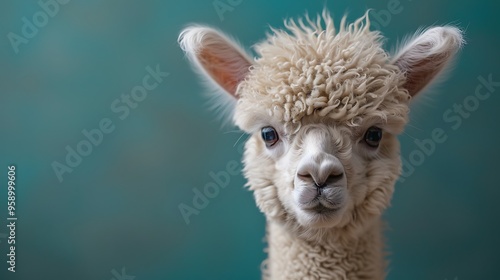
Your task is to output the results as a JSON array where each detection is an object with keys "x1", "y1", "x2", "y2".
[{"x1": 0, "y1": 0, "x2": 498, "y2": 279}]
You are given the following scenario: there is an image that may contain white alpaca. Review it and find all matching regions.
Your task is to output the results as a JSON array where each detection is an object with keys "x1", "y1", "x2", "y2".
[{"x1": 179, "y1": 11, "x2": 463, "y2": 279}]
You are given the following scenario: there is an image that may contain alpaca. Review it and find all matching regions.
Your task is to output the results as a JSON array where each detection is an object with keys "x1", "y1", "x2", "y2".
[{"x1": 179, "y1": 10, "x2": 463, "y2": 279}]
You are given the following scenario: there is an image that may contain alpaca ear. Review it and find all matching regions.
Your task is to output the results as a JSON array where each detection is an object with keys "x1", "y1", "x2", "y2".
[
  {"x1": 178, "y1": 26, "x2": 253, "y2": 99},
  {"x1": 392, "y1": 26, "x2": 464, "y2": 97}
]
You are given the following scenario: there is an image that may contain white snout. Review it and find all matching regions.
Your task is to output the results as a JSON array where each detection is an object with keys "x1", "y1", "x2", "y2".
[
  {"x1": 291, "y1": 129, "x2": 348, "y2": 228},
  {"x1": 296, "y1": 152, "x2": 344, "y2": 187}
]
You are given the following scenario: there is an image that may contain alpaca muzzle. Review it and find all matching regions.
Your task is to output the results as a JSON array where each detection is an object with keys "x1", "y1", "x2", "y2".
[{"x1": 294, "y1": 146, "x2": 347, "y2": 215}]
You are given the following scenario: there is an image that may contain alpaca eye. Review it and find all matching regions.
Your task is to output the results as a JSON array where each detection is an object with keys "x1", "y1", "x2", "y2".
[
  {"x1": 261, "y1": 126, "x2": 279, "y2": 147},
  {"x1": 364, "y1": 127, "x2": 383, "y2": 148}
]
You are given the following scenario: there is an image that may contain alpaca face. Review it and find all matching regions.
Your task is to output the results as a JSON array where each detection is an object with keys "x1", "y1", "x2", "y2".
[
  {"x1": 233, "y1": 18, "x2": 411, "y2": 231},
  {"x1": 237, "y1": 88, "x2": 408, "y2": 231},
  {"x1": 179, "y1": 11, "x2": 463, "y2": 239},
  {"x1": 243, "y1": 120, "x2": 403, "y2": 230}
]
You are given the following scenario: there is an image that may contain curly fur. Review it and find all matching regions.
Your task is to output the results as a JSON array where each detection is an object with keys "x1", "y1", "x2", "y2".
[{"x1": 235, "y1": 11, "x2": 410, "y2": 133}]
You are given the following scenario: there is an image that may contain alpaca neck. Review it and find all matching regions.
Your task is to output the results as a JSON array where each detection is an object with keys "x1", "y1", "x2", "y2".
[{"x1": 265, "y1": 219, "x2": 385, "y2": 280}]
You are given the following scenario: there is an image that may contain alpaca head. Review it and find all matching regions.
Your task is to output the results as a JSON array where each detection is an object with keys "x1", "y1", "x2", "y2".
[{"x1": 179, "y1": 11, "x2": 463, "y2": 240}]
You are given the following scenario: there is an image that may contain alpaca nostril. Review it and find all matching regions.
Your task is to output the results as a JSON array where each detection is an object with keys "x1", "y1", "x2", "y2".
[
  {"x1": 297, "y1": 173, "x2": 313, "y2": 181},
  {"x1": 297, "y1": 172, "x2": 324, "y2": 187},
  {"x1": 315, "y1": 173, "x2": 342, "y2": 188},
  {"x1": 296, "y1": 154, "x2": 345, "y2": 188},
  {"x1": 297, "y1": 171, "x2": 344, "y2": 188},
  {"x1": 324, "y1": 172, "x2": 344, "y2": 185}
]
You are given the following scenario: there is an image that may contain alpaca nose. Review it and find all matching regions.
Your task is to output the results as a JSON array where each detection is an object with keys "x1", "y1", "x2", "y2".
[{"x1": 296, "y1": 153, "x2": 345, "y2": 188}]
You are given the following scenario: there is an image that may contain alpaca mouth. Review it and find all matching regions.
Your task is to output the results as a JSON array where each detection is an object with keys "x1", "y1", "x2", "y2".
[
  {"x1": 297, "y1": 186, "x2": 345, "y2": 214},
  {"x1": 304, "y1": 203, "x2": 341, "y2": 214}
]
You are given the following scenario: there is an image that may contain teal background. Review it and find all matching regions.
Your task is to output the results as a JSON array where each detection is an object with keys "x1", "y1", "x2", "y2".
[{"x1": 0, "y1": 0, "x2": 499, "y2": 279}]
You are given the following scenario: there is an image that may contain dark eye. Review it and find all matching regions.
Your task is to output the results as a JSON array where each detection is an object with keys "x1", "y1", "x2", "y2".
[
  {"x1": 364, "y1": 126, "x2": 383, "y2": 148},
  {"x1": 261, "y1": 126, "x2": 279, "y2": 147}
]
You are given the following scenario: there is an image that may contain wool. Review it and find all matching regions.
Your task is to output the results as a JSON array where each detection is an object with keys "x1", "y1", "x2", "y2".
[
  {"x1": 179, "y1": 9, "x2": 463, "y2": 279},
  {"x1": 235, "y1": 11, "x2": 410, "y2": 135},
  {"x1": 237, "y1": 12, "x2": 408, "y2": 245}
]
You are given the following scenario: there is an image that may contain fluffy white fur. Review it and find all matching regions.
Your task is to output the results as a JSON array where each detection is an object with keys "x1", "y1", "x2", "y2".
[
  {"x1": 179, "y1": 10, "x2": 463, "y2": 280},
  {"x1": 179, "y1": 25, "x2": 252, "y2": 123}
]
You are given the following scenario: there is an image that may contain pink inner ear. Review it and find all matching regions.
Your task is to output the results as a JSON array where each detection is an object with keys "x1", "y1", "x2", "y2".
[
  {"x1": 403, "y1": 52, "x2": 448, "y2": 96},
  {"x1": 393, "y1": 26, "x2": 464, "y2": 98},
  {"x1": 199, "y1": 47, "x2": 251, "y2": 98}
]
